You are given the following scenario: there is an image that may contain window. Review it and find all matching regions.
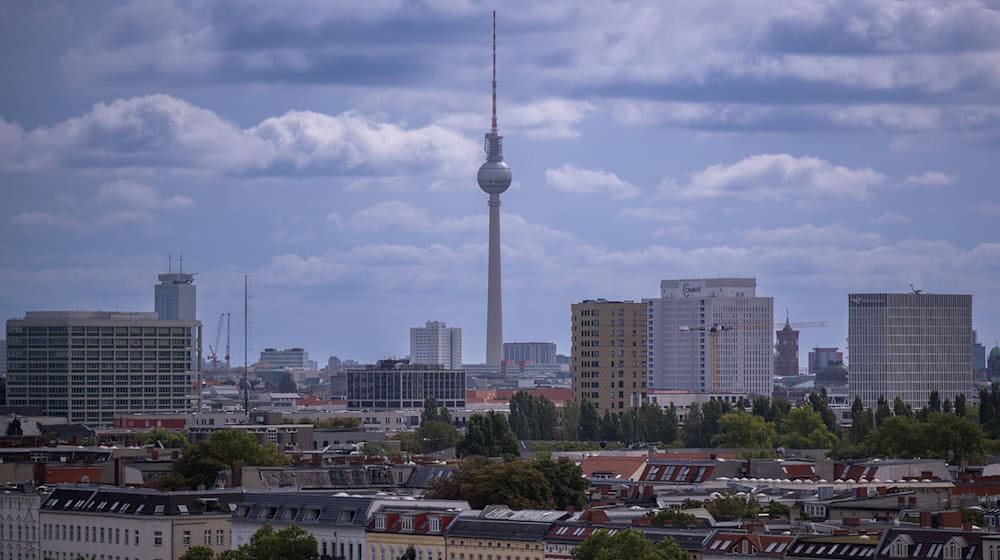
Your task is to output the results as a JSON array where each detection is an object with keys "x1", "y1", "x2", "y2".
[
  {"x1": 154, "y1": 531, "x2": 163, "y2": 546},
  {"x1": 216, "y1": 529, "x2": 225, "y2": 545},
  {"x1": 204, "y1": 530, "x2": 212, "y2": 545},
  {"x1": 401, "y1": 516, "x2": 414, "y2": 532},
  {"x1": 183, "y1": 530, "x2": 191, "y2": 546},
  {"x1": 375, "y1": 514, "x2": 386, "y2": 530},
  {"x1": 429, "y1": 517, "x2": 441, "y2": 533}
]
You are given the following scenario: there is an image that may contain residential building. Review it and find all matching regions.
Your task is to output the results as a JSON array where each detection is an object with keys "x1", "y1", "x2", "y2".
[
  {"x1": 154, "y1": 271, "x2": 196, "y2": 321},
  {"x1": 504, "y1": 342, "x2": 557, "y2": 365},
  {"x1": 258, "y1": 347, "x2": 315, "y2": 370},
  {"x1": 701, "y1": 533, "x2": 795, "y2": 560},
  {"x1": 445, "y1": 508, "x2": 570, "y2": 560},
  {"x1": 808, "y1": 347, "x2": 844, "y2": 373},
  {"x1": 410, "y1": 322, "x2": 462, "y2": 370},
  {"x1": 974, "y1": 331, "x2": 987, "y2": 372},
  {"x1": 647, "y1": 278, "x2": 774, "y2": 396},
  {"x1": 39, "y1": 486, "x2": 241, "y2": 560},
  {"x1": 346, "y1": 359, "x2": 465, "y2": 410},
  {"x1": 775, "y1": 317, "x2": 799, "y2": 376},
  {"x1": 571, "y1": 300, "x2": 649, "y2": 413},
  {"x1": 5, "y1": 311, "x2": 201, "y2": 425},
  {"x1": 848, "y1": 293, "x2": 972, "y2": 409},
  {"x1": 0, "y1": 483, "x2": 42, "y2": 560},
  {"x1": 366, "y1": 502, "x2": 467, "y2": 560}
]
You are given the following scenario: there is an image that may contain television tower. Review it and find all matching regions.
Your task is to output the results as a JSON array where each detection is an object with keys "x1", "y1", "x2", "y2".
[{"x1": 477, "y1": 11, "x2": 512, "y2": 365}]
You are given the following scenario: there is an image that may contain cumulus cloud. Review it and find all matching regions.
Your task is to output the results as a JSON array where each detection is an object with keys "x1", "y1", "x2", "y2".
[
  {"x1": 873, "y1": 212, "x2": 912, "y2": 225},
  {"x1": 661, "y1": 154, "x2": 887, "y2": 200},
  {"x1": 743, "y1": 224, "x2": 884, "y2": 248},
  {"x1": 9, "y1": 212, "x2": 79, "y2": 229},
  {"x1": 616, "y1": 207, "x2": 693, "y2": 223},
  {"x1": 97, "y1": 180, "x2": 193, "y2": 209},
  {"x1": 904, "y1": 171, "x2": 958, "y2": 187},
  {"x1": 545, "y1": 164, "x2": 640, "y2": 199}
]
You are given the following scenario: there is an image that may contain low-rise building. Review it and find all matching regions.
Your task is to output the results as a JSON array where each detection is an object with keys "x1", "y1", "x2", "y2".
[
  {"x1": 446, "y1": 508, "x2": 571, "y2": 560},
  {"x1": 366, "y1": 502, "x2": 468, "y2": 560}
]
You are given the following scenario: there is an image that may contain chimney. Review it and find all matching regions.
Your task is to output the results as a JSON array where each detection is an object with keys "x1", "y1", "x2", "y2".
[
  {"x1": 939, "y1": 510, "x2": 961, "y2": 529},
  {"x1": 631, "y1": 516, "x2": 652, "y2": 526},
  {"x1": 922, "y1": 471, "x2": 933, "y2": 480},
  {"x1": 908, "y1": 497, "x2": 917, "y2": 506},
  {"x1": 877, "y1": 487, "x2": 887, "y2": 495},
  {"x1": 843, "y1": 517, "x2": 860, "y2": 527},
  {"x1": 963, "y1": 522, "x2": 973, "y2": 531},
  {"x1": 920, "y1": 511, "x2": 932, "y2": 528},
  {"x1": 898, "y1": 497, "x2": 906, "y2": 506},
  {"x1": 856, "y1": 488, "x2": 867, "y2": 498}
]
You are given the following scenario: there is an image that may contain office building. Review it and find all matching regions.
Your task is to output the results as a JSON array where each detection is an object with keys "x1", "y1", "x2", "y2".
[
  {"x1": 504, "y1": 342, "x2": 557, "y2": 365},
  {"x1": 154, "y1": 271, "x2": 196, "y2": 321},
  {"x1": 0, "y1": 339, "x2": 6, "y2": 375},
  {"x1": 571, "y1": 299, "x2": 648, "y2": 413},
  {"x1": 973, "y1": 331, "x2": 987, "y2": 372},
  {"x1": 5, "y1": 311, "x2": 200, "y2": 425},
  {"x1": 409, "y1": 321, "x2": 462, "y2": 370},
  {"x1": 848, "y1": 292, "x2": 972, "y2": 409},
  {"x1": 258, "y1": 347, "x2": 315, "y2": 370},
  {"x1": 775, "y1": 317, "x2": 799, "y2": 376},
  {"x1": 808, "y1": 347, "x2": 844, "y2": 373},
  {"x1": 346, "y1": 359, "x2": 465, "y2": 410},
  {"x1": 647, "y1": 278, "x2": 774, "y2": 396}
]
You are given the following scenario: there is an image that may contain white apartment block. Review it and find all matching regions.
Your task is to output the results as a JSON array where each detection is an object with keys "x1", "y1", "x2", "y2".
[
  {"x1": 503, "y1": 342, "x2": 557, "y2": 365},
  {"x1": 410, "y1": 321, "x2": 462, "y2": 370},
  {"x1": 848, "y1": 292, "x2": 973, "y2": 410},
  {"x1": 258, "y1": 347, "x2": 314, "y2": 370},
  {"x1": 647, "y1": 278, "x2": 774, "y2": 396},
  {"x1": 0, "y1": 486, "x2": 41, "y2": 560}
]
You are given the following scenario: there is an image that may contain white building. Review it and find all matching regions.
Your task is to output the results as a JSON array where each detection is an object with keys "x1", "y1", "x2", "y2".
[
  {"x1": 409, "y1": 321, "x2": 462, "y2": 370},
  {"x1": 503, "y1": 342, "x2": 557, "y2": 365},
  {"x1": 848, "y1": 292, "x2": 972, "y2": 410},
  {"x1": 647, "y1": 278, "x2": 773, "y2": 396},
  {"x1": 154, "y1": 272, "x2": 196, "y2": 321},
  {"x1": 258, "y1": 347, "x2": 315, "y2": 370},
  {"x1": 0, "y1": 484, "x2": 42, "y2": 560}
]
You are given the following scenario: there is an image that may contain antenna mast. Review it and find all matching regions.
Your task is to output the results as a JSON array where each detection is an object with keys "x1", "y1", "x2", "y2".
[
  {"x1": 243, "y1": 275, "x2": 250, "y2": 422},
  {"x1": 491, "y1": 10, "x2": 497, "y2": 133}
]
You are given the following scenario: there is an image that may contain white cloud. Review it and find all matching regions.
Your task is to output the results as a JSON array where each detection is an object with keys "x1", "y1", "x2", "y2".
[
  {"x1": 743, "y1": 224, "x2": 884, "y2": 248},
  {"x1": 545, "y1": 164, "x2": 640, "y2": 199},
  {"x1": 617, "y1": 207, "x2": 693, "y2": 223},
  {"x1": 97, "y1": 209, "x2": 155, "y2": 227},
  {"x1": 661, "y1": 154, "x2": 887, "y2": 200},
  {"x1": 904, "y1": 171, "x2": 958, "y2": 187},
  {"x1": 9, "y1": 212, "x2": 79, "y2": 229},
  {"x1": 97, "y1": 180, "x2": 193, "y2": 209},
  {"x1": 873, "y1": 212, "x2": 911, "y2": 225}
]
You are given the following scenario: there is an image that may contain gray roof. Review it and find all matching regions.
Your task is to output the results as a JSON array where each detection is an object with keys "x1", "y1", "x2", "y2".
[
  {"x1": 447, "y1": 517, "x2": 552, "y2": 541},
  {"x1": 41, "y1": 486, "x2": 243, "y2": 516},
  {"x1": 234, "y1": 493, "x2": 376, "y2": 527}
]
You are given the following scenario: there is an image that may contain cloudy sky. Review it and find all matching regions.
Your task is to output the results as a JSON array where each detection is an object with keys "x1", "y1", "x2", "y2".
[{"x1": 2, "y1": 0, "x2": 999, "y2": 366}]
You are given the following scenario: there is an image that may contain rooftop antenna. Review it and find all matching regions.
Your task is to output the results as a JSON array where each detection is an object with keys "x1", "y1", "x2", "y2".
[{"x1": 491, "y1": 10, "x2": 498, "y2": 133}]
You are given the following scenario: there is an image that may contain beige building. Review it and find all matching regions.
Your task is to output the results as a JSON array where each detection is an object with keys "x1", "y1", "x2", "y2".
[
  {"x1": 445, "y1": 508, "x2": 569, "y2": 560},
  {"x1": 366, "y1": 503, "x2": 467, "y2": 560},
  {"x1": 571, "y1": 300, "x2": 649, "y2": 413},
  {"x1": 39, "y1": 487, "x2": 240, "y2": 560}
]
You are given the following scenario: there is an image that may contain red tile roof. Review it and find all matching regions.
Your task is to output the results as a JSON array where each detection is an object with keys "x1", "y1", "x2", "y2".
[{"x1": 579, "y1": 456, "x2": 647, "y2": 480}]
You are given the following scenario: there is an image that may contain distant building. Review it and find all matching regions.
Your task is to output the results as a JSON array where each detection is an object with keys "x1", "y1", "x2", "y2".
[
  {"x1": 973, "y1": 330, "x2": 987, "y2": 371},
  {"x1": 410, "y1": 321, "x2": 462, "y2": 370},
  {"x1": 504, "y1": 342, "x2": 557, "y2": 365},
  {"x1": 154, "y1": 271, "x2": 196, "y2": 321},
  {"x1": 775, "y1": 316, "x2": 799, "y2": 376},
  {"x1": 849, "y1": 292, "x2": 972, "y2": 410},
  {"x1": 571, "y1": 299, "x2": 648, "y2": 413},
  {"x1": 990, "y1": 345, "x2": 1000, "y2": 379},
  {"x1": 5, "y1": 311, "x2": 200, "y2": 425},
  {"x1": 647, "y1": 278, "x2": 774, "y2": 396},
  {"x1": 808, "y1": 347, "x2": 843, "y2": 373},
  {"x1": 259, "y1": 347, "x2": 315, "y2": 370},
  {"x1": 0, "y1": 339, "x2": 6, "y2": 375},
  {"x1": 346, "y1": 359, "x2": 465, "y2": 410}
]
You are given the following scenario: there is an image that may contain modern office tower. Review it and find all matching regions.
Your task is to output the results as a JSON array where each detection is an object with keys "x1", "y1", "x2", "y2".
[
  {"x1": 848, "y1": 292, "x2": 972, "y2": 410},
  {"x1": 0, "y1": 339, "x2": 5, "y2": 375},
  {"x1": 808, "y1": 347, "x2": 844, "y2": 373},
  {"x1": 258, "y1": 347, "x2": 315, "y2": 369},
  {"x1": 477, "y1": 12, "x2": 513, "y2": 365},
  {"x1": 973, "y1": 330, "x2": 987, "y2": 371},
  {"x1": 775, "y1": 316, "x2": 800, "y2": 376},
  {"x1": 346, "y1": 359, "x2": 465, "y2": 410},
  {"x1": 647, "y1": 278, "x2": 774, "y2": 396},
  {"x1": 154, "y1": 271, "x2": 196, "y2": 321},
  {"x1": 503, "y1": 342, "x2": 557, "y2": 364},
  {"x1": 4, "y1": 311, "x2": 201, "y2": 425},
  {"x1": 571, "y1": 299, "x2": 648, "y2": 414},
  {"x1": 410, "y1": 321, "x2": 463, "y2": 370}
]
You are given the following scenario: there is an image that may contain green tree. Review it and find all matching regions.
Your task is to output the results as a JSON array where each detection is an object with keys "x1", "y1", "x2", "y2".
[
  {"x1": 943, "y1": 399, "x2": 954, "y2": 414},
  {"x1": 456, "y1": 411, "x2": 519, "y2": 458},
  {"x1": 599, "y1": 410, "x2": 621, "y2": 441},
  {"x1": 572, "y1": 528, "x2": 687, "y2": 560},
  {"x1": 683, "y1": 403, "x2": 706, "y2": 447},
  {"x1": 893, "y1": 396, "x2": 913, "y2": 418},
  {"x1": 233, "y1": 523, "x2": 318, "y2": 560},
  {"x1": 136, "y1": 427, "x2": 190, "y2": 449},
  {"x1": 579, "y1": 400, "x2": 600, "y2": 441},
  {"x1": 955, "y1": 394, "x2": 967, "y2": 417},
  {"x1": 169, "y1": 430, "x2": 290, "y2": 489},
  {"x1": 928, "y1": 390, "x2": 942, "y2": 412},
  {"x1": 421, "y1": 397, "x2": 443, "y2": 424},
  {"x1": 780, "y1": 407, "x2": 837, "y2": 449},
  {"x1": 875, "y1": 395, "x2": 892, "y2": 426},
  {"x1": 765, "y1": 501, "x2": 791, "y2": 520},
  {"x1": 647, "y1": 508, "x2": 697, "y2": 527},
  {"x1": 533, "y1": 458, "x2": 589, "y2": 510},
  {"x1": 704, "y1": 494, "x2": 759, "y2": 520},
  {"x1": 712, "y1": 412, "x2": 776, "y2": 449},
  {"x1": 414, "y1": 420, "x2": 461, "y2": 453},
  {"x1": 701, "y1": 399, "x2": 731, "y2": 443},
  {"x1": 850, "y1": 397, "x2": 874, "y2": 444},
  {"x1": 179, "y1": 546, "x2": 216, "y2": 560},
  {"x1": 808, "y1": 389, "x2": 838, "y2": 432},
  {"x1": 559, "y1": 400, "x2": 581, "y2": 440},
  {"x1": 398, "y1": 546, "x2": 416, "y2": 560},
  {"x1": 427, "y1": 457, "x2": 555, "y2": 509}
]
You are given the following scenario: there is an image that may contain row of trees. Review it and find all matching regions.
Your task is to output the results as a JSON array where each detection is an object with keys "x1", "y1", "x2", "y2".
[
  {"x1": 180, "y1": 524, "x2": 317, "y2": 560},
  {"x1": 427, "y1": 455, "x2": 589, "y2": 510},
  {"x1": 158, "y1": 430, "x2": 290, "y2": 490}
]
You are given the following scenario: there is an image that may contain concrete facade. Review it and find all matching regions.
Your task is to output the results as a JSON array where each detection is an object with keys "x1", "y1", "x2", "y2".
[
  {"x1": 154, "y1": 272, "x2": 196, "y2": 322},
  {"x1": 410, "y1": 322, "x2": 462, "y2": 370},
  {"x1": 346, "y1": 360, "x2": 465, "y2": 410},
  {"x1": 503, "y1": 342, "x2": 557, "y2": 365},
  {"x1": 571, "y1": 300, "x2": 648, "y2": 414}
]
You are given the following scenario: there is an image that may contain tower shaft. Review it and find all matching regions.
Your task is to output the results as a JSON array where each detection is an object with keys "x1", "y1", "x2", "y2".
[{"x1": 486, "y1": 194, "x2": 503, "y2": 364}]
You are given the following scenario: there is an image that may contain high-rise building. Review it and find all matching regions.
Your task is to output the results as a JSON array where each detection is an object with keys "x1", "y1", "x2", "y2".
[
  {"x1": 775, "y1": 316, "x2": 800, "y2": 376},
  {"x1": 973, "y1": 330, "x2": 987, "y2": 372},
  {"x1": 848, "y1": 292, "x2": 972, "y2": 410},
  {"x1": 154, "y1": 271, "x2": 196, "y2": 321},
  {"x1": 410, "y1": 321, "x2": 462, "y2": 370},
  {"x1": 571, "y1": 299, "x2": 648, "y2": 413},
  {"x1": 0, "y1": 339, "x2": 6, "y2": 375},
  {"x1": 647, "y1": 278, "x2": 774, "y2": 396},
  {"x1": 4, "y1": 311, "x2": 201, "y2": 424},
  {"x1": 258, "y1": 347, "x2": 315, "y2": 369},
  {"x1": 808, "y1": 347, "x2": 844, "y2": 373},
  {"x1": 504, "y1": 342, "x2": 557, "y2": 365},
  {"x1": 346, "y1": 359, "x2": 465, "y2": 410},
  {"x1": 477, "y1": 12, "x2": 512, "y2": 365}
]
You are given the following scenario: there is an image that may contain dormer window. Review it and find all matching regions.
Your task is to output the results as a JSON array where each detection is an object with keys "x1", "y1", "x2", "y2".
[
  {"x1": 375, "y1": 514, "x2": 386, "y2": 530},
  {"x1": 402, "y1": 515, "x2": 414, "y2": 532},
  {"x1": 429, "y1": 517, "x2": 441, "y2": 533}
]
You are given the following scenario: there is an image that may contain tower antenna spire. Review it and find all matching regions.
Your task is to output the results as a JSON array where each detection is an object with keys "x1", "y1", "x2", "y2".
[{"x1": 491, "y1": 10, "x2": 497, "y2": 133}]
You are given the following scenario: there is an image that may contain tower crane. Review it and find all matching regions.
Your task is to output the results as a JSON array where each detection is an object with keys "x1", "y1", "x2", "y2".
[{"x1": 208, "y1": 312, "x2": 226, "y2": 370}]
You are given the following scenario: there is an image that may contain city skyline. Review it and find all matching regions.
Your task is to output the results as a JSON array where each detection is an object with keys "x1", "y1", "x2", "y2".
[{"x1": 2, "y1": 1, "x2": 999, "y2": 364}]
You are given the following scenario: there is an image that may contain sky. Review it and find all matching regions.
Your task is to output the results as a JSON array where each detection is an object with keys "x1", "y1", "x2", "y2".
[{"x1": 1, "y1": 0, "x2": 999, "y2": 366}]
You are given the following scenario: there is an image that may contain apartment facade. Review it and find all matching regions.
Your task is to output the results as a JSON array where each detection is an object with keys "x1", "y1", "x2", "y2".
[
  {"x1": 0, "y1": 485, "x2": 41, "y2": 560},
  {"x1": 346, "y1": 359, "x2": 465, "y2": 410},
  {"x1": 410, "y1": 322, "x2": 462, "y2": 370},
  {"x1": 571, "y1": 300, "x2": 649, "y2": 413},
  {"x1": 503, "y1": 342, "x2": 557, "y2": 365},
  {"x1": 647, "y1": 278, "x2": 774, "y2": 396},
  {"x1": 365, "y1": 502, "x2": 467, "y2": 560},
  {"x1": 5, "y1": 312, "x2": 200, "y2": 425},
  {"x1": 848, "y1": 292, "x2": 972, "y2": 409},
  {"x1": 258, "y1": 347, "x2": 314, "y2": 370}
]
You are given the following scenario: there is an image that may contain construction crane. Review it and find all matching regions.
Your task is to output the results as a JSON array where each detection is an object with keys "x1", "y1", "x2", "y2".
[
  {"x1": 776, "y1": 321, "x2": 826, "y2": 329},
  {"x1": 207, "y1": 312, "x2": 225, "y2": 369},
  {"x1": 680, "y1": 324, "x2": 731, "y2": 392}
]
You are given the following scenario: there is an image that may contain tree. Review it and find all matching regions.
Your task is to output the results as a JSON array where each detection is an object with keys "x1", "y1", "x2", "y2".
[
  {"x1": 893, "y1": 396, "x2": 913, "y2": 418},
  {"x1": 398, "y1": 546, "x2": 416, "y2": 560},
  {"x1": 808, "y1": 389, "x2": 838, "y2": 432},
  {"x1": 683, "y1": 403, "x2": 706, "y2": 447},
  {"x1": 508, "y1": 392, "x2": 558, "y2": 440},
  {"x1": 704, "y1": 494, "x2": 759, "y2": 520},
  {"x1": 427, "y1": 457, "x2": 555, "y2": 509},
  {"x1": 169, "y1": 430, "x2": 290, "y2": 489},
  {"x1": 579, "y1": 400, "x2": 600, "y2": 441},
  {"x1": 559, "y1": 400, "x2": 581, "y2": 440},
  {"x1": 850, "y1": 397, "x2": 874, "y2": 444},
  {"x1": 136, "y1": 427, "x2": 190, "y2": 449},
  {"x1": 414, "y1": 420, "x2": 461, "y2": 453},
  {"x1": 864, "y1": 413, "x2": 986, "y2": 462},
  {"x1": 648, "y1": 508, "x2": 697, "y2": 527},
  {"x1": 943, "y1": 399, "x2": 953, "y2": 414},
  {"x1": 573, "y1": 528, "x2": 687, "y2": 560},
  {"x1": 456, "y1": 411, "x2": 519, "y2": 458},
  {"x1": 712, "y1": 412, "x2": 776, "y2": 449},
  {"x1": 875, "y1": 395, "x2": 892, "y2": 426},
  {"x1": 779, "y1": 407, "x2": 837, "y2": 449},
  {"x1": 599, "y1": 410, "x2": 621, "y2": 442},
  {"x1": 955, "y1": 394, "x2": 967, "y2": 417},
  {"x1": 421, "y1": 397, "x2": 443, "y2": 424},
  {"x1": 701, "y1": 399, "x2": 731, "y2": 443},
  {"x1": 180, "y1": 546, "x2": 216, "y2": 560},
  {"x1": 233, "y1": 523, "x2": 318, "y2": 560},
  {"x1": 928, "y1": 390, "x2": 942, "y2": 413},
  {"x1": 765, "y1": 501, "x2": 791, "y2": 520},
  {"x1": 533, "y1": 458, "x2": 589, "y2": 510}
]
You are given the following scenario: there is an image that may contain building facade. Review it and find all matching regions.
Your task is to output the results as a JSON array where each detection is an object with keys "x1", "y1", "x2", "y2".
[
  {"x1": 410, "y1": 322, "x2": 462, "y2": 370},
  {"x1": 848, "y1": 292, "x2": 973, "y2": 409},
  {"x1": 0, "y1": 485, "x2": 41, "y2": 560},
  {"x1": 571, "y1": 300, "x2": 648, "y2": 414},
  {"x1": 503, "y1": 342, "x2": 557, "y2": 365},
  {"x1": 808, "y1": 347, "x2": 843, "y2": 373},
  {"x1": 974, "y1": 330, "x2": 987, "y2": 372},
  {"x1": 365, "y1": 502, "x2": 467, "y2": 560},
  {"x1": 346, "y1": 360, "x2": 465, "y2": 410},
  {"x1": 775, "y1": 318, "x2": 799, "y2": 377},
  {"x1": 154, "y1": 272, "x2": 196, "y2": 321},
  {"x1": 647, "y1": 278, "x2": 774, "y2": 396},
  {"x1": 258, "y1": 347, "x2": 315, "y2": 370},
  {"x1": 5, "y1": 311, "x2": 200, "y2": 425}
]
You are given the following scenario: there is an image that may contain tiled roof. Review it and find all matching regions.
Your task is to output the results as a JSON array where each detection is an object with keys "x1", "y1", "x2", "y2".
[
  {"x1": 447, "y1": 518, "x2": 552, "y2": 541},
  {"x1": 703, "y1": 532, "x2": 796, "y2": 556},
  {"x1": 41, "y1": 486, "x2": 242, "y2": 517},
  {"x1": 877, "y1": 529, "x2": 985, "y2": 560},
  {"x1": 640, "y1": 460, "x2": 715, "y2": 483},
  {"x1": 580, "y1": 456, "x2": 647, "y2": 480},
  {"x1": 233, "y1": 493, "x2": 375, "y2": 527},
  {"x1": 787, "y1": 534, "x2": 882, "y2": 559}
]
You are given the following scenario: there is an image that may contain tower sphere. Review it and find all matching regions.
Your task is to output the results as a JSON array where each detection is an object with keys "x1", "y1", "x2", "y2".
[{"x1": 478, "y1": 160, "x2": 512, "y2": 195}]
